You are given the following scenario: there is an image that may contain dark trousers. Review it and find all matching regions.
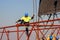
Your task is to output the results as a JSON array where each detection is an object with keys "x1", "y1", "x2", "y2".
[
  {"x1": 20, "y1": 21, "x2": 29, "y2": 36},
  {"x1": 26, "y1": 27, "x2": 29, "y2": 36}
]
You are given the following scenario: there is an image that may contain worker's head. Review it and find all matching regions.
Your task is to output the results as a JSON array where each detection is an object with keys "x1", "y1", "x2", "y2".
[
  {"x1": 47, "y1": 34, "x2": 50, "y2": 37},
  {"x1": 25, "y1": 12, "x2": 28, "y2": 17},
  {"x1": 53, "y1": 34, "x2": 56, "y2": 37}
]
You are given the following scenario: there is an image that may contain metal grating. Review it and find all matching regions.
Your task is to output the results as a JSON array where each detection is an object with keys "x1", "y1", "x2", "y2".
[{"x1": 38, "y1": 0, "x2": 60, "y2": 17}]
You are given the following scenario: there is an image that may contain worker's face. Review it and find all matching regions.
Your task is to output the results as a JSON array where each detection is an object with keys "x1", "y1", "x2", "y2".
[{"x1": 25, "y1": 16, "x2": 28, "y2": 17}]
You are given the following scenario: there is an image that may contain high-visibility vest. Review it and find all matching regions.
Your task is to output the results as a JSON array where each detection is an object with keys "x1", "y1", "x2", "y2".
[
  {"x1": 47, "y1": 37, "x2": 50, "y2": 40},
  {"x1": 52, "y1": 37, "x2": 56, "y2": 40},
  {"x1": 21, "y1": 16, "x2": 31, "y2": 22}
]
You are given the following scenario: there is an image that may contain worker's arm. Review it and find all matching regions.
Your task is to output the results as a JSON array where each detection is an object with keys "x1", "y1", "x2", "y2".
[
  {"x1": 16, "y1": 19, "x2": 24, "y2": 24},
  {"x1": 31, "y1": 14, "x2": 35, "y2": 19},
  {"x1": 16, "y1": 19, "x2": 21, "y2": 23}
]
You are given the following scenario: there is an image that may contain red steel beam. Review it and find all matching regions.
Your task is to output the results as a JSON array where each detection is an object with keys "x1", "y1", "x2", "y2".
[
  {"x1": 30, "y1": 18, "x2": 60, "y2": 24},
  {"x1": 0, "y1": 29, "x2": 5, "y2": 40},
  {"x1": 16, "y1": 27, "x2": 19, "y2": 40},
  {"x1": 19, "y1": 31, "x2": 25, "y2": 40},
  {"x1": 0, "y1": 18, "x2": 60, "y2": 29},
  {"x1": 0, "y1": 26, "x2": 60, "y2": 33},
  {"x1": 4, "y1": 29, "x2": 9, "y2": 40},
  {"x1": 0, "y1": 24, "x2": 60, "y2": 29}
]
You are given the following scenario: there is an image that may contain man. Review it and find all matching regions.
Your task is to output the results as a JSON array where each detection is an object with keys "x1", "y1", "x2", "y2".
[
  {"x1": 52, "y1": 34, "x2": 56, "y2": 40},
  {"x1": 47, "y1": 34, "x2": 50, "y2": 40},
  {"x1": 56, "y1": 34, "x2": 60, "y2": 40},
  {"x1": 50, "y1": 34, "x2": 53, "y2": 40},
  {"x1": 16, "y1": 12, "x2": 34, "y2": 36}
]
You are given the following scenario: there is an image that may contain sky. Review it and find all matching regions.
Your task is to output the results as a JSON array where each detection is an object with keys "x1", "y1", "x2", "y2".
[
  {"x1": 0, "y1": 0, "x2": 39, "y2": 40},
  {"x1": 0, "y1": 0, "x2": 39, "y2": 27}
]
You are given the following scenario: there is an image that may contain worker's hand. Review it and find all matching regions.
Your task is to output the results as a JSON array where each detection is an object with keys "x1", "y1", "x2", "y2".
[
  {"x1": 16, "y1": 22, "x2": 17, "y2": 23},
  {"x1": 16, "y1": 21, "x2": 18, "y2": 23},
  {"x1": 31, "y1": 14, "x2": 35, "y2": 19},
  {"x1": 33, "y1": 14, "x2": 35, "y2": 17}
]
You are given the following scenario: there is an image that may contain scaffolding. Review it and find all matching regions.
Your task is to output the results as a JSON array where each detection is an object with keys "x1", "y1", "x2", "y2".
[{"x1": 0, "y1": 18, "x2": 60, "y2": 40}]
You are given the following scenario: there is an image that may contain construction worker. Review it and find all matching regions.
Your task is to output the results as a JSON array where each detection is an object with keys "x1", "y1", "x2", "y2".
[
  {"x1": 16, "y1": 12, "x2": 34, "y2": 36},
  {"x1": 56, "y1": 34, "x2": 60, "y2": 40},
  {"x1": 46, "y1": 34, "x2": 50, "y2": 40},
  {"x1": 52, "y1": 34, "x2": 56, "y2": 40},
  {"x1": 50, "y1": 34, "x2": 53, "y2": 40}
]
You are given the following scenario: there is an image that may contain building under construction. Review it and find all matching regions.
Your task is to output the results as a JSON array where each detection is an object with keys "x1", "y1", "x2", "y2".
[{"x1": 0, "y1": 0, "x2": 60, "y2": 40}]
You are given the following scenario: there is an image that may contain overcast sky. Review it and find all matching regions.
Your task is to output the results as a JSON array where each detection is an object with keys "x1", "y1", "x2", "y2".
[
  {"x1": 0, "y1": 0, "x2": 39, "y2": 27},
  {"x1": 0, "y1": 0, "x2": 39, "y2": 40}
]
